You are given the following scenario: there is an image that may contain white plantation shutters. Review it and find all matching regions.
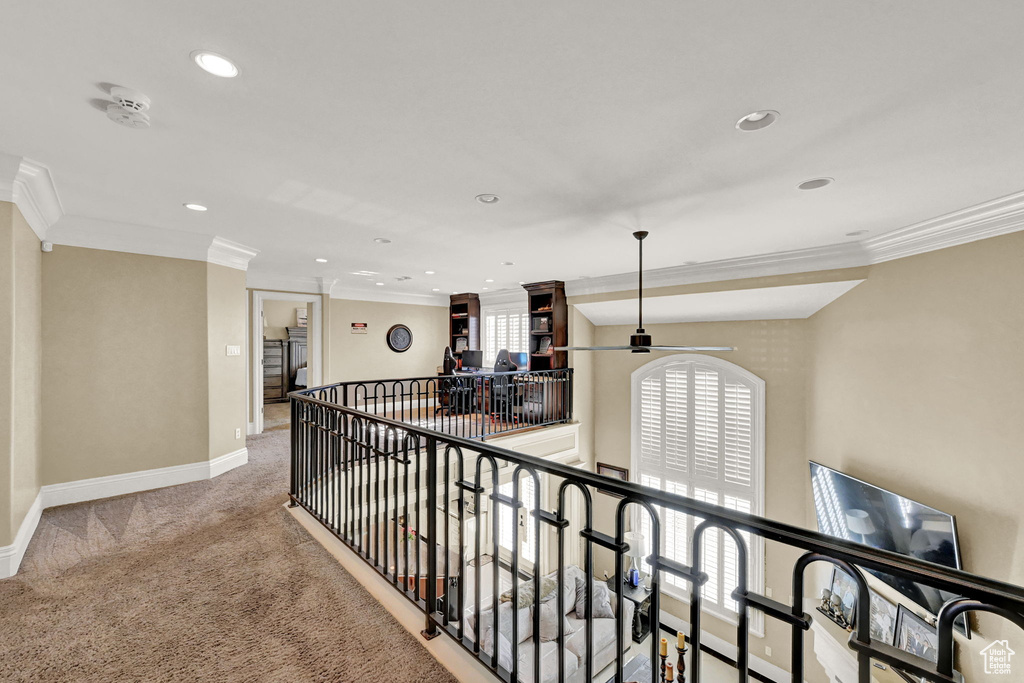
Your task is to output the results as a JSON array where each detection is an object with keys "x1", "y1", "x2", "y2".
[
  {"x1": 498, "y1": 477, "x2": 537, "y2": 564},
  {"x1": 483, "y1": 307, "x2": 530, "y2": 366},
  {"x1": 633, "y1": 356, "x2": 764, "y2": 631}
]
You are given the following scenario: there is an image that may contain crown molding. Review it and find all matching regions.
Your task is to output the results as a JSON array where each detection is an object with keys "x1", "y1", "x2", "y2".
[
  {"x1": 565, "y1": 242, "x2": 869, "y2": 298},
  {"x1": 244, "y1": 271, "x2": 447, "y2": 307},
  {"x1": 479, "y1": 287, "x2": 528, "y2": 307},
  {"x1": 0, "y1": 155, "x2": 64, "y2": 241},
  {"x1": 863, "y1": 187, "x2": 1024, "y2": 263},
  {"x1": 207, "y1": 237, "x2": 259, "y2": 271},
  {"x1": 47, "y1": 215, "x2": 257, "y2": 270}
]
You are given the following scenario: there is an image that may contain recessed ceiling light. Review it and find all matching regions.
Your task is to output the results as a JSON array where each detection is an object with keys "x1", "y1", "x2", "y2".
[
  {"x1": 315, "y1": 258, "x2": 328, "y2": 263},
  {"x1": 431, "y1": 288, "x2": 440, "y2": 292},
  {"x1": 736, "y1": 110, "x2": 779, "y2": 132},
  {"x1": 351, "y1": 270, "x2": 378, "y2": 276},
  {"x1": 424, "y1": 270, "x2": 435, "y2": 275},
  {"x1": 482, "y1": 287, "x2": 489, "y2": 290},
  {"x1": 452, "y1": 291, "x2": 459, "y2": 295},
  {"x1": 518, "y1": 281, "x2": 525, "y2": 285},
  {"x1": 183, "y1": 203, "x2": 207, "y2": 211},
  {"x1": 484, "y1": 279, "x2": 494, "y2": 283},
  {"x1": 475, "y1": 194, "x2": 500, "y2": 204},
  {"x1": 846, "y1": 230, "x2": 869, "y2": 237},
  {"x1": 190, "y1": 51, "x2": 239, "y2": 78},
  {"x1": 501, "y1": 261, "x2": 514, "y2": 266},
  {"x1": 798, "y1": 177, "x2": 834, "y2": 190},
  {"x1": 373, "y1": 237, "x2": 391, "y2": 244},
  {"x1": 375, "y1": 282, "x2": 384, "y2": 286}
]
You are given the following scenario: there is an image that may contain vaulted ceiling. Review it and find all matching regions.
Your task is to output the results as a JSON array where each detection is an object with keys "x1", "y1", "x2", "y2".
[{"x1": 3, "y1": 2, "x2": 1024, "y2": 304}]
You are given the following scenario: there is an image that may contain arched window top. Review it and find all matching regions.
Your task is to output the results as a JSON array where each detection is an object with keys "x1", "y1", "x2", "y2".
[{"x1": 631, "y1": 353, "x2": 765, "y2": 390}]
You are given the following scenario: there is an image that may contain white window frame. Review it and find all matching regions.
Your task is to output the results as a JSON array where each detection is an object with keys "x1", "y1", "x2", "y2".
[
  {"x1": 481, "y1": 304, "x2": 530, "y2": 368},
  {"x1": 630, "y1": 354, "x2": 766, "y2": 636}
]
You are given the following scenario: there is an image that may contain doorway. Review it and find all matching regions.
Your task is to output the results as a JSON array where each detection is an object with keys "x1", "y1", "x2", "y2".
[{"x1": 250, "y1": 291, "x2": 324, "y2": 434}]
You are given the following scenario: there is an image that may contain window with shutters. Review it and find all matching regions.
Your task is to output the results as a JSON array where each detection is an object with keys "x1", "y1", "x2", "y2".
[
  {"x1": 483, "y1": 306, "x2": 530, "y2": 367},
  {"x1": 632, "y1": 355, "x2": 765, "y2": 633},
  {"x1": 498, "y1": 477, "x2": 537, "y2": 566}
]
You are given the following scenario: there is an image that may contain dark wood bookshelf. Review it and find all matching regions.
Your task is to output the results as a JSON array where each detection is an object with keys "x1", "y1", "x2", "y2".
[
  {"x1": 522, "y1": 281, "x2": 567, "y2": 370},
  {"x1": 449, "y1": 293, "x2": 480, "y2": 357}
]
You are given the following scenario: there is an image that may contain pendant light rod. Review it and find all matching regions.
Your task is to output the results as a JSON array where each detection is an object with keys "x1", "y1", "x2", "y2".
[{"x1": 633, "y1": 231, "x2": 648, "y2": 331}]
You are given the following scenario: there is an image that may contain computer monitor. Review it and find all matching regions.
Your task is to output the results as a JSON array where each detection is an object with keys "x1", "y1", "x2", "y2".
[
  {"x1": 509, "y1": 352, "x2": 529, "y2": 370},
  {"x1": 461, "y1": 349, "x2": 483, "y2": 370}
]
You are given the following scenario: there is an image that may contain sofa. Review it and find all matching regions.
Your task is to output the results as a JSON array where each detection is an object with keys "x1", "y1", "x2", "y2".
[{"x1": 465, "y1": 565, "x2": 634, "y2": 683}]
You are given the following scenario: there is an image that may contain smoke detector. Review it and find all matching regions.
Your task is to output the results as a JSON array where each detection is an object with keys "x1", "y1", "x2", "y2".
[{"x1": 106, "y1": 86, "x2": 152, "y2": 129}]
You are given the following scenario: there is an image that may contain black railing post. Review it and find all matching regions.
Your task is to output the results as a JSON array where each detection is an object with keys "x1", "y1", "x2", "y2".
[{"x1": 422, "y1": 435, "x2": 440, "y2": 640}]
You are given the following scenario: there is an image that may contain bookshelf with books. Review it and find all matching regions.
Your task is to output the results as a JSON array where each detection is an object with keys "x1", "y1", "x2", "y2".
[
  {"x1": 523, "y1": 281, "x2": 567, "y2": 370},
  {"x1": 449, "y1": 292, "x2": 480, "y2": 359}
]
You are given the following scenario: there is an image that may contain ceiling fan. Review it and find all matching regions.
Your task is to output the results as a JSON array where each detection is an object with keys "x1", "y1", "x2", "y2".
[{"x1": 555, "y1": 231, "x2": 734, "y2": 354}]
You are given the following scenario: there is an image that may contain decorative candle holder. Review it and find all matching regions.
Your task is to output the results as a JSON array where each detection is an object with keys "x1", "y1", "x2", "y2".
[
  {"x1": 676, "y1": 645, "x2": 688, "y2": 682},
  {"x1": 659, "y1": 651, "x2": 667, "y2": 682}
]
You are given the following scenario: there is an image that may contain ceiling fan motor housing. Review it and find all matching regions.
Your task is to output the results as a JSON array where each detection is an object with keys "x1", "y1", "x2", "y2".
[{"x1": 630, "y1": 331, "x2": 652, "y2": 352}]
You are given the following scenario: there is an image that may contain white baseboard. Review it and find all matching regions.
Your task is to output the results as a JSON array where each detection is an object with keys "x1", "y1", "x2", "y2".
[
  {"x1": 0, "y1": 492, "x2": 44, "y2": 579},
  {"x1": 40, "y1": 447, "x2": 249, "y2": 509},
  {"x1": 0, "y1": 448, "x2": 248, "y2": 580}
]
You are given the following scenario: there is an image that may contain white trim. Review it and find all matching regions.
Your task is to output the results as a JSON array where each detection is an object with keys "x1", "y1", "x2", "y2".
[
  {"x1": 479, "y1": 287, "x2": 527, "y2": 307},
  {"x1": 246, "y1": 271, "x2": 448, "y2": 307},
  {"x1": 39, "y1": 448, "x2": 248, "y2": 509},
  {"x1": 0, "y1": 155, "x2": 64, "y2": 241},
  {"x1": 0, "y1": 492, "x2": 44, "y2": 579},
  {"x1": 0, "y1": 449, "x2": 247, "y2": 579},
  {"x1": 207, "y1": 237, "x2": 260, "y2": 271},
  {"x1": 251, "y1": 290, "x2": 324, "y2": 434}
]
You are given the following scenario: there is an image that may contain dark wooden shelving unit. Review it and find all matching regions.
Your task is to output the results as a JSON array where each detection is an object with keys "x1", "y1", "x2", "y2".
[
  {"x1": 449, "y1": 293, "x2": 480, "y2": 359},
  {"x1": 523, "y1": 281, "x2": 567, "y2": 370}
]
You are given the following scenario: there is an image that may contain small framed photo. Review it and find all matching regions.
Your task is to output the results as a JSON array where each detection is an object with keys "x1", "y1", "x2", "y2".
[
  {"x1": 895, "y1": 604, "x2": 939, "y2": 663},
  {"x1": 868, "y1": 589, "x2": 898, "y2": 646},
  {"x1": 829, "y1": 567, "x2": 859, "y2": 627},
  {"x1": 596, "y1": 463, "x2": 628, "y2": 496}
]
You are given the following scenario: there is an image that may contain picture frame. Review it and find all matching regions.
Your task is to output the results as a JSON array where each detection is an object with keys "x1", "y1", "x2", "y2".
[
  {"x1": 868, "y1": 589, "x2": 898, "y2": 646},
  {"x1": 596, "y1": 463, "x2": 628, "y2": 496},
  {"x1": 895, "y1": 604, "x2": 940, "y2": 664},
  {"x1": 829, "y1": 567, "x2": 859, "y2": 627}
]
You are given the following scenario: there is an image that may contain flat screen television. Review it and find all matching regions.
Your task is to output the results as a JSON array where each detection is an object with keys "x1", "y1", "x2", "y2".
[{"x1": 808, "y1": 461, "x2": 967, "y2": 633}]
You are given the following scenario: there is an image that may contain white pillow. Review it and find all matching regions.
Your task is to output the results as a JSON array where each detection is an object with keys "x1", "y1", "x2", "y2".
[{"x1": 574, "y1": 578, "x2": 615, "y2": 619}]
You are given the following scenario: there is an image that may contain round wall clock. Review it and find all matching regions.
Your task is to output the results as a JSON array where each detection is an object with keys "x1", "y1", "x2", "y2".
[{"x1": 386, "y1": 324, "x2": 413, "y2": 353}]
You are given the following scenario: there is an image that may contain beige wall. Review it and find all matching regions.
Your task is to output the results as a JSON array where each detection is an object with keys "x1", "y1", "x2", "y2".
[
  {"x1": 807, "y1": 230, "x2": 1024, "y2": 678},
  {"x1": 587, "y1": 316, "x2": 812, "y2": 672},
  {"x1": 41, "y1": 246, "x2": 210, "y2": 484},
  {"x1": 262, "y1": 299, "x2": 305, "y2": 340},
  {"x1": 328, "y1": 298, "x2": 447, "y2": 383},
  {"x1": 207, "y1": 264, "x2": 248, "y2": 459},
  {"x1": 567, "y1": 306, "x2": 596, "y2": 467},
  {"x1": 0, "y1": 202, "x2": 43, "y2": 547}
]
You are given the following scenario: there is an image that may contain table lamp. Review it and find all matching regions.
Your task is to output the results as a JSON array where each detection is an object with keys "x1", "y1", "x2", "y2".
[
  {"x1": 624, "y1": 531, "x2": 645, "y2": 588},
  {"x1": 845, "y1": 509, "x2": 876, "y2": 543}
]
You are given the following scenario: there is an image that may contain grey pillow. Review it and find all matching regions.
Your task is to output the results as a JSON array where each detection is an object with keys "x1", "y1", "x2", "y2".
[
  {"x1": 536, "y1": 600, "x2": 575, "y2": 641},
  {"x1": 500, "y1": 575, "x2": 558, "y2": 608},
  {"x1": 574, "y1": 578, "x2": 615, "y2": 619}
]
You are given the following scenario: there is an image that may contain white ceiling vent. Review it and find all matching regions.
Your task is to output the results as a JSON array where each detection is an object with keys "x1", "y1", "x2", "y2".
[{"x1": 106, "y1": 86, "x2": 151, "y2": 129}]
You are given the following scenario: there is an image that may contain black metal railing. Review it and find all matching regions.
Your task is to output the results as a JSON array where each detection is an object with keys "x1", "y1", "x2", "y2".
[
  {"x1": 289, "y1": 385, "x2": 1024, "y2": 683},
  {"x1": 321, "y1": 369, "x2": 573, "y2": 440}
]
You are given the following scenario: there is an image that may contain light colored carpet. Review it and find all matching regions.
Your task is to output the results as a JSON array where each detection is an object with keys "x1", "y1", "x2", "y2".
[
  {"x1": 263, "y1": 402, "x2": 291, "y2": 431},
  {"x1": 0, "y1": 430, "x2": 458, "y2": 683}
]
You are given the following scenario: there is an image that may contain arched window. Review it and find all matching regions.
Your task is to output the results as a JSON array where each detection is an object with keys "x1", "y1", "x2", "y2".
[{"x1": 631, "y1": 355, "x2": 765, "y2": 632}]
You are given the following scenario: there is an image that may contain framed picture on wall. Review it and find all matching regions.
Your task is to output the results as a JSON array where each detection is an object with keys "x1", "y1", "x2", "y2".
[
  {"x1": 868, "y1": 589, "x2": 898, "y2": 646},
  {"x1": 895, "y1": 604, "x2": 939, "y2": 663},
  {"x1": 596, "y1": 463, "x2": 628, "y2": 497}
]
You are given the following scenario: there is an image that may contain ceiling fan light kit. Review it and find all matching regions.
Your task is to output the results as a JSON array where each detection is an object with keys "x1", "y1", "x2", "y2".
[{"x1": 556, "y1": 230, "x2": 734, "y2": 354}]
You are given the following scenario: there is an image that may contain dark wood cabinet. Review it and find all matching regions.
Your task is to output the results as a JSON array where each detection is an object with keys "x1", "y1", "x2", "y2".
[
  {"x1": 523, "y1": 281, "x2": 567, "y2": 370},
  {"x1": 449, "y1": 293, "x2": 480, "y2": 358},
  {"x1": 263, "y1": 338, "x2": 307, "y2": 403}
]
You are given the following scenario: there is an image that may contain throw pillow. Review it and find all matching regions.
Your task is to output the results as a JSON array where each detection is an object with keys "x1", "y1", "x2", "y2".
[{"x1": 574, "y1": 578, "x2": 615, "y2": 619}]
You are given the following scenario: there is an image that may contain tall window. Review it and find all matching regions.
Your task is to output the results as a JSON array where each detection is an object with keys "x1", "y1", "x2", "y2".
[
  {"x1": 498, "y1": 477, "x2": 536, "y2": 565},
  {"x1": 483, "y1": 306, "x2": 529, "y2": 366},
  {"x1": 632, "y1": 355, "x2": 765, "y2": 632}
]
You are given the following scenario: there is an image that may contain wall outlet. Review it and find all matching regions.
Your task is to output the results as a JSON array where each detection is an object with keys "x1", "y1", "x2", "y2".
[
  {"x1": 765, "y1": 586, "x2": 773, "y2": 598},
  {"x1": 765, "y1": 646, "x2": 772, "y2": 657},
  {"x1": 235, "y1": 428, "x2": 242, "y2": 439},
  {"x1": 226, "y1": 345, "x2": 241, "y2": 356}
]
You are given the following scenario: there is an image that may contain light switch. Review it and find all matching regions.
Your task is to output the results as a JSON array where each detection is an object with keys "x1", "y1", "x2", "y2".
[{"x1": 226, "y1": 345, "x2": 241, "y2": 356}]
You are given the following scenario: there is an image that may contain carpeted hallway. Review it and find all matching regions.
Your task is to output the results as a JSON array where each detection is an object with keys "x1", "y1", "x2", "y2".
[{"x1": 0, "y1": 430, "x2": 458, "y2": 683}]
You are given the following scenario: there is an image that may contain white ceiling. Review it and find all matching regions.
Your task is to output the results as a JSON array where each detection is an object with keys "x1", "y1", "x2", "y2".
[
  {"x1": 3, "y1": 3, "x2": 1024, "y2": 304},
  {"x1": 573, "y1": 280, "x2": 864, "y2": 326}
]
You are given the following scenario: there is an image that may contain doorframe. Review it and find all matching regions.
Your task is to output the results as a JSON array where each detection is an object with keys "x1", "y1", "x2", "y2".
[{"x1": 250, "y1": 290, "x2": 324, "y2": 434}]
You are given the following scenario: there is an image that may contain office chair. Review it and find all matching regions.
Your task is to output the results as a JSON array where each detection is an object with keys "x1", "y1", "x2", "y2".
[
  {"x1": 437, "y1": 347, "x2": 474, "y2": 416},
  {"x1": 490, "y1": 350, "x2": 520, "y2": 425}
]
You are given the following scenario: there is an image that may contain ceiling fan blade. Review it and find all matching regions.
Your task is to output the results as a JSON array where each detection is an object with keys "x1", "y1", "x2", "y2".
[
  {"x1": 646, "y1": 345, "x2": 734, "y2": 351},
  {"x1": 553, "y1": 346, "x2": 636, "y2": 351}
]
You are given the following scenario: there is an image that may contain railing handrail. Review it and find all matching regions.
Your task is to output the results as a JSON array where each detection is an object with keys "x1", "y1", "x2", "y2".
[{"x1": 291, "y1": 382, "x2": 1024, "y2": 612}]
